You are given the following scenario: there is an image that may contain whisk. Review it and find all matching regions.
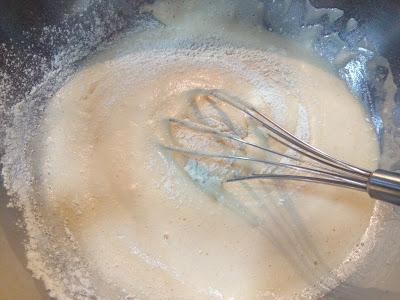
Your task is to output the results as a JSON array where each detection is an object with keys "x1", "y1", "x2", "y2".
[{"x1": 164, "y1": 89, "x2": 400, "y2": 206}]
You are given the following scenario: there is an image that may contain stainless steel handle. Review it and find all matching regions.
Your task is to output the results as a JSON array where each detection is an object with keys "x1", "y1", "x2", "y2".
[{"x1": 367, "y1": 169, "x2": 400, "y2": 205}]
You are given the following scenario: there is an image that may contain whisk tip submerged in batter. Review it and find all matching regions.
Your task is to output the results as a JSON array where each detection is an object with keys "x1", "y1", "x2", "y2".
[{"x1": 164, "y1": 89, "x2": 378, "y2": 193}]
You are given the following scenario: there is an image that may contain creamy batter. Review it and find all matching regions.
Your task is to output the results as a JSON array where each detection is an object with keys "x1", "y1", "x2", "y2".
[{"x1": 2, "y1": 0, "x2": 380, "y2": 299}]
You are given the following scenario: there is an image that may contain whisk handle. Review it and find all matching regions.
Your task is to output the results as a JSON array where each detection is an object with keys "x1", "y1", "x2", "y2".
[{"x1": 368, "y1": 170, "x2": 400, "y2": 205}]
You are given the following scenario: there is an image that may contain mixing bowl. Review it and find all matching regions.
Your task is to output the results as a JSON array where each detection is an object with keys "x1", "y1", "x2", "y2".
[{"x1": 1, "y1": 0, "x2": 400, "y2": 299}]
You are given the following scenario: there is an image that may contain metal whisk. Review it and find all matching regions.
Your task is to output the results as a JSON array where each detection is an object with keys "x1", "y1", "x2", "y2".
[{"x1": 164, "y1": 89, "x2": 400, "y2": 205}]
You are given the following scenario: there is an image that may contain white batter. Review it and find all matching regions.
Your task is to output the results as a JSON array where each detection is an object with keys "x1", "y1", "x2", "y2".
[{"x1": 5, "y1": 0, "x2": 380, "y2": 299}]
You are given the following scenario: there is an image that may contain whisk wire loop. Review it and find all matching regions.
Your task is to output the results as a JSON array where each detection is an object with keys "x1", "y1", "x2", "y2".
[{"x1": 164, "y1": 89, "x2": 400, "y2": 204}]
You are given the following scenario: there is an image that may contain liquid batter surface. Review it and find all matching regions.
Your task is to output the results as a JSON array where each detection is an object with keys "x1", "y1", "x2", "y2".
[{"x1": 1, "y1": 0, "x2": 379, "y2": 299}]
